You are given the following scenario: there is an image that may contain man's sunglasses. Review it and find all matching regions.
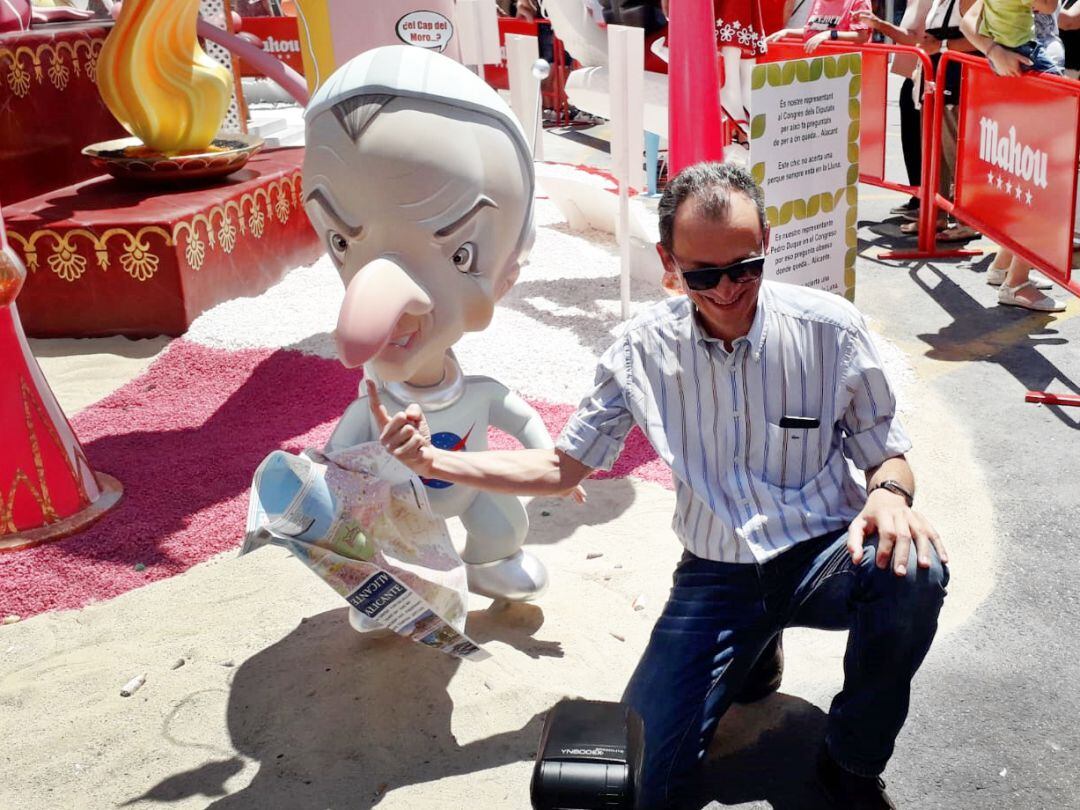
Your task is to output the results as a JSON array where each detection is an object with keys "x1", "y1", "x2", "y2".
[{"x1": 673, "y1": 249, "x2": 767, "y2": 291}]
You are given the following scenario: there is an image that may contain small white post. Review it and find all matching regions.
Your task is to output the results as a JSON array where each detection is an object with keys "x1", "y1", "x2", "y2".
[
  {"x1": 455, "y1": 0, "x2": 502, "y2": 78},
  {"x1": 607, "y1": 24, "x2": 644, "y2": 319},
  {"x1": 506, "y1": 33, "x2": 543, "y2": 160}
]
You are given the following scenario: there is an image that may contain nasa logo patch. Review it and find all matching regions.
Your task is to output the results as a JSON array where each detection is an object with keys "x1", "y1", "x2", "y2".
[{"x1": 420, "y1": 426, "x2": 473, "y2": 489}]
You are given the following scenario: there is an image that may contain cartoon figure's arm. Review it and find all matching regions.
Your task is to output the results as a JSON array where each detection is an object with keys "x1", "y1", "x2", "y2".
[
  {"x1": 324, "y1": 394, "x2": 378, "y2": 453},
  {"x1": 486, "y1": 382, "x2": 554, "y2": 451}
]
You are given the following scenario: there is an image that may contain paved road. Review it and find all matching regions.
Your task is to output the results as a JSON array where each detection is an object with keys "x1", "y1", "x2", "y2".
[{"x1": 549, "y1": 78, "x2": 1080, "y2": 808}]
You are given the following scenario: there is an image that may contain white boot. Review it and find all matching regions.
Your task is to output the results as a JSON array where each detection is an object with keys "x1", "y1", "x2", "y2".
[{"x1": 465, "y1": 550, "x2": 549, "y2": 601}]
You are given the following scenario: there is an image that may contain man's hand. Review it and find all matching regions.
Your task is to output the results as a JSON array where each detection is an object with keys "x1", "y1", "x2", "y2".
[
  {"x1": 367, "y1": 380, "x2": 436, "y2": 477},
  {"x1": 852, "y1": 9, "x2": 882, "y2": 30},
  {"x1": 804, "y1": 31, "x2": 830, "y2": 53},
  {"x1": 847, "y1": 489, "x2": 948, "y2": 576},
  {"x1": 516, "y1": 0, "x2": 539, "y2": 22},
  {"x1": 987, "y1": 43, "x2": 1031, "y2": 77}
]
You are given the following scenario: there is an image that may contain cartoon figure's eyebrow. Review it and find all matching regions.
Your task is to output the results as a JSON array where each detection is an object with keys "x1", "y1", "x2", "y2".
[
  {"x1": 433, "y1": 196, "x2": 497, "y2": 238},
  {"x1": 303, "y1": 187, "x2": 364, "y2": 239}
]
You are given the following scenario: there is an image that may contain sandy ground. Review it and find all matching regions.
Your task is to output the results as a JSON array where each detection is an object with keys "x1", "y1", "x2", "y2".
[
  {"x1": 2, "y1": 119, "x2": 1005, "y2": 809},
  {"x1": 0, "y1": 359, "x2": 994, "y2": 809}
]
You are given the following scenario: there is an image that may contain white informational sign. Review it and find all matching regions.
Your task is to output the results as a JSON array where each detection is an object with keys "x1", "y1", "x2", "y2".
[{"x1": 750, "y1": 55, "x2": 861, "y2": 299}]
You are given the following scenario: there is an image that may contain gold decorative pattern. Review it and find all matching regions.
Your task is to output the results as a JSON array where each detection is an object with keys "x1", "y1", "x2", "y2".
[
  {"x1": 4, "y1": 170, "x2": 303, "y2": 279},
  {"x1": 6, "y1": 226, "x2": 173, "y2": 282},
  {"x1": 0, "y1": 36, "x2": 107, "y2": 99},
  {"x1": 1, "y1": 378, "x2": 92, "y2": 536},
  {"x1": 171, "y1": 170, "x2": 301, "y2": 271}
]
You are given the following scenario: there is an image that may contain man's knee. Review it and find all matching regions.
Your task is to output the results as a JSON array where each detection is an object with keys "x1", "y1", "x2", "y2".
[{"x1": 860, "y1": 539, "x2": 949, "y2": 610}]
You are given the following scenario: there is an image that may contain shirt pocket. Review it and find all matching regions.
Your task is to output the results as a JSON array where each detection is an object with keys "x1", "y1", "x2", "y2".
[{"x1": 763, "y1": 420, "x2": 825, "y2": 490}]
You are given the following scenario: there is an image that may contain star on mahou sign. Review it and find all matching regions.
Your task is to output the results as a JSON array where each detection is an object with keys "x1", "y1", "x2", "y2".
[{"x1": 987, "y1": 171, "x2": 995, "y2": 185}]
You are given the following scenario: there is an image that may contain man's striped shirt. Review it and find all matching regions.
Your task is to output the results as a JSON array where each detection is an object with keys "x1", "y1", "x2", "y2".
[{"x1": 555, "y1": 280, "x2": 911, "y2": 563}]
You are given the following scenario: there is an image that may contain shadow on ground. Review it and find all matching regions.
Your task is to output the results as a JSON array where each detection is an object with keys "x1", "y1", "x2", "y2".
[
  {"x1": 128, "y1": 603, "x2": 559, "y2": 809},
  {"x1": 908, "y1": 263, "x2": 1080, "y2": 430},
  {"x1": 525, "y1": 477, "x2": 638, "y2": 545},
  {"x1": 695, "y1": 694, "x2": 832, "y2": 809},
  {"x1": 856, "y1": 222, "x2": 1080, "y2": 429}
]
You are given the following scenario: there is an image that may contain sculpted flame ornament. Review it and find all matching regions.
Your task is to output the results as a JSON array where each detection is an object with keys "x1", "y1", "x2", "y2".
[
  {"x1": 96, "y1": 0, "x2": 231, "y2": 154},
  {"x1": 85, "y1": 0, "x2": 261, "y2": 183}
]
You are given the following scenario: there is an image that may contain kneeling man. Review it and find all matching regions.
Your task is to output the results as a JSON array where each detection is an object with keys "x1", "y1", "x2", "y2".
[{"x1": 369, "y1": 162, "x2": 949, "y2": 810}]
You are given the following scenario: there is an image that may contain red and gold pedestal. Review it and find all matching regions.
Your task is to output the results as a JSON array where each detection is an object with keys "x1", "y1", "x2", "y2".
[{"x1": 0, "y1": 241, "x2": 121, "y2": 553}]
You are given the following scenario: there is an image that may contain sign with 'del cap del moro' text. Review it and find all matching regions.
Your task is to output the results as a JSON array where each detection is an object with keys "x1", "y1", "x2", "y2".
[{"x1": 293, "y1": 0, "x2": 460, "y2": 93}]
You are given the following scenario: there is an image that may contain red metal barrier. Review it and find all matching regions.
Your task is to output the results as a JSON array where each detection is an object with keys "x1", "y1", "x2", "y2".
[{"x1": 907, "y1": 51, "x2": 1079, "y2": 298}]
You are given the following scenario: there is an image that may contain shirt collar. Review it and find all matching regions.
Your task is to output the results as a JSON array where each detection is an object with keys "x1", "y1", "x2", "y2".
[{"x1": 688, "y1": 282, "x2": 771, "y2": 361}]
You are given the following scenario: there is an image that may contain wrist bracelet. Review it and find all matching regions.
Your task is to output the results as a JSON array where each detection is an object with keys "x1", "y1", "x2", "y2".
[
  {"x1": 869, "y1": 480, "x2": 914, "y2": 507},
  {"x1": 830, "y1": 28, "x2": 839, "y2": 40}
]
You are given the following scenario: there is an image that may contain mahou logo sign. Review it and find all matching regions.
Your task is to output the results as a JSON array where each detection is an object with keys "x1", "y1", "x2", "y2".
[
  {"x1": 955, "y1": 66, "x2": 1079, "y2": 275},
  {"x1": 978, "y1": 117, "x2": 1049, "y2": 191}
]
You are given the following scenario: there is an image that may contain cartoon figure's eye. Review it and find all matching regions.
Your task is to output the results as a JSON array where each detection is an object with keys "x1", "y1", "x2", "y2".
[
  {"x1": 328, "y1": 232, "x2": 348, "y2": 258},
  {"x1": 452, "y1": 242, "x2": 476, "y2": 274}
]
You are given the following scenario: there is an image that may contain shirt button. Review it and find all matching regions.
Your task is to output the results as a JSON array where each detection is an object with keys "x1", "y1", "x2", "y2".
[{"x1": 733, "y1": 411, "x2": 742, "y2": 420}]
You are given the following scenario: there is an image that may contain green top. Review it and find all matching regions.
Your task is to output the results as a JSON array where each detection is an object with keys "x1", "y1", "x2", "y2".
[{"x1": 979, "y1": 0, "x2": 1036, "y2": 48}]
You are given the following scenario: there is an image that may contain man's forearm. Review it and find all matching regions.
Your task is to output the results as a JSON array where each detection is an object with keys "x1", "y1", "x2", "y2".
[
  {"x1": 838, "y1": 29, "x2": 873, "y2": 43},
  {"x1": 960, "y1": 0, "x2": 992, "y2": 52},
  {"x1": 870, "y1": 18, "x2": 922, "y2": 44},
  {"x1": 424, "y1": 447, "x2": 592, "y2": 497},
  {"x1": 865, "y1": 455, "x2": 916, "y2": 499}
]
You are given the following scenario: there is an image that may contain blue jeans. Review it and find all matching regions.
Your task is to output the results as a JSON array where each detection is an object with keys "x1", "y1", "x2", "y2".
[
  {"x1": 1010, "y1": 40, "x2": 1066, "y2": 75},
  {"x1": 623, "y1": 530, "x2": 949, "y2": 809}
]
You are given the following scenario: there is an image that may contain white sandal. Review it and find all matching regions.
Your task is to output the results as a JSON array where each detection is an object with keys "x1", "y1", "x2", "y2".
[
  {"x1": 986, "y1": 265, "x2": 1053, "y2": 289},
  {"x1": 998, "y1": 281, "x2": 1065, "y2": 312}
]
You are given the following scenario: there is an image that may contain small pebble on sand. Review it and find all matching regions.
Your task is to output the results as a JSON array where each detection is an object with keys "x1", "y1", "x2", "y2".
[
  {"x1": 632, "y1": 595, "x2": 646, "y2": 611},
  {"x1": 586, "y1": 552, "x2": 603, "y2": 560},
  {"x1": 120, "y1": 673, "x2": 146, "y2": 697},
  {"x1": 2, "y1": 615, "x2": 20, "y2": 625}
]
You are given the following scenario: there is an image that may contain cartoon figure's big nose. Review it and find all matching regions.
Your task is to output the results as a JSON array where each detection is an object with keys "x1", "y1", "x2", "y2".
[{"x1": 335, "y1": 257, "x2": 432, "y2": 368}]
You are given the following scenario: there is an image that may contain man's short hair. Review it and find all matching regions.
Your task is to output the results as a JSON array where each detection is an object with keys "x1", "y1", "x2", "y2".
[{"x1": 657, "y1": 162, "x2": 767, "y2": 252}]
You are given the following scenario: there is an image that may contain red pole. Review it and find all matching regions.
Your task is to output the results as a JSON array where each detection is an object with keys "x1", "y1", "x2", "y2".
[
  {"x1": 667, "y1": 0, "x2": 724, "y2": 174},
  {"x1": 1026, "y1": 391, "x2": 1080, "y2": 407}
]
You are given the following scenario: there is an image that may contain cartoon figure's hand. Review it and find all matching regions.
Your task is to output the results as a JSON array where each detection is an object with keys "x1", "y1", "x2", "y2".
[{"x1": 367, "y1": 380, "x2": 436, "y2": 477}]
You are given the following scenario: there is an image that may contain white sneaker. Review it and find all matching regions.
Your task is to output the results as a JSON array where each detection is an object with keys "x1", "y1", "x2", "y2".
[
  {"x1": 986, "y1": 265, "x2": 1052, "y2": 290},
  {"x1": 998, "y1": 281, "x2": 1065, "y2": 312}
]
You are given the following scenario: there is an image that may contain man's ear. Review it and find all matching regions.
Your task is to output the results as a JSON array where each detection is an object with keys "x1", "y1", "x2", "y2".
[{"x1": 656, "y1": 242, "x2": 684, "y2": 295}]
